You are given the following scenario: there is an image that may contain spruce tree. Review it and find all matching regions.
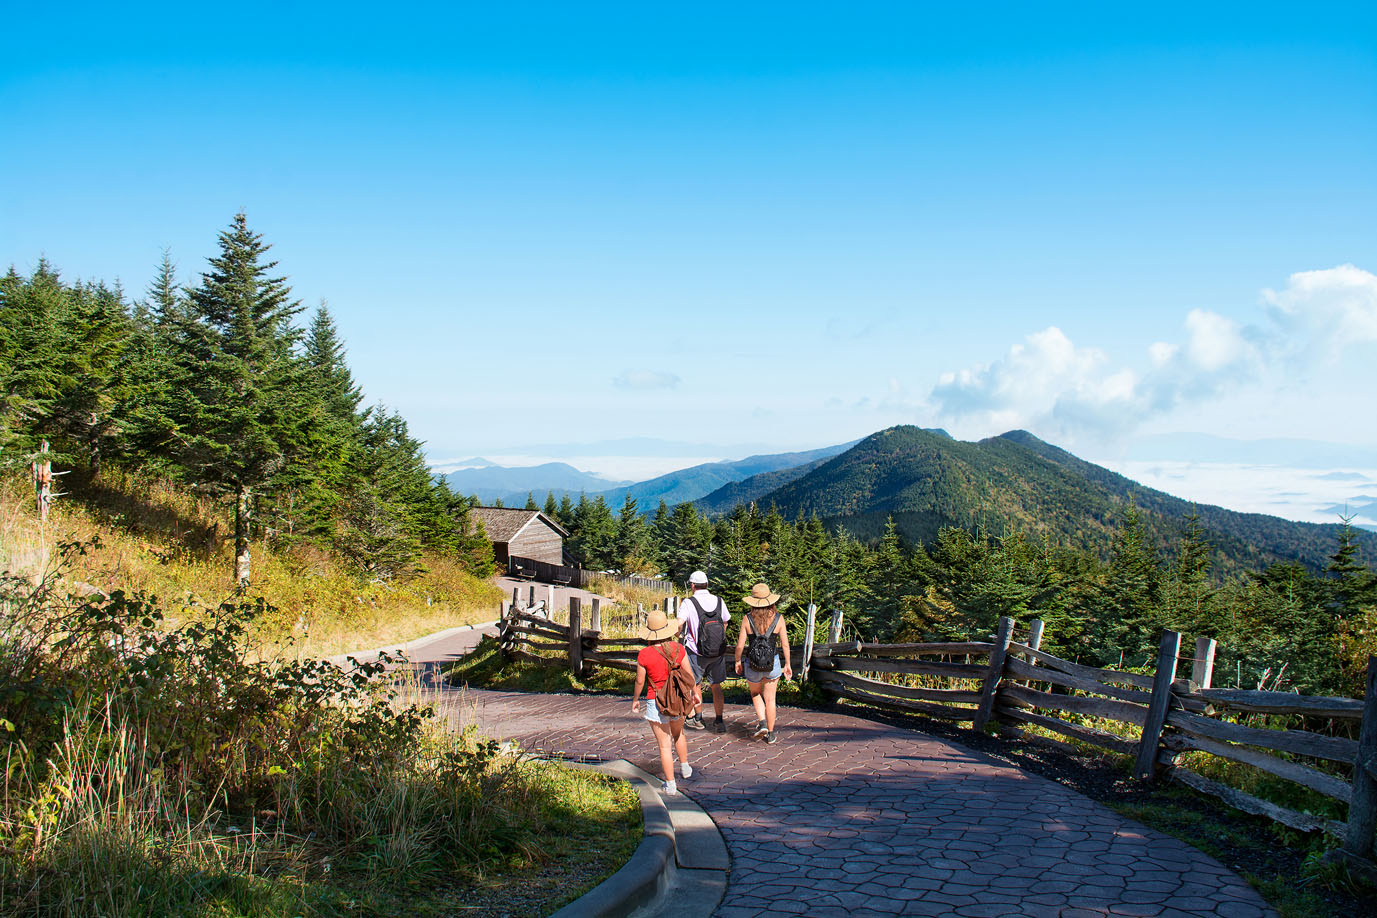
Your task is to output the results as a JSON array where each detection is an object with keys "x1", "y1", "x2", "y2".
[{"x1": 172, "y1": 213, "x2": 305, "y2": 583}]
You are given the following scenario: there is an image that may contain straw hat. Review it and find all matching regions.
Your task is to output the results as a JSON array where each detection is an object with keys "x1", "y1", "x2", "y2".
[
  {"x1": 640, "y1": 609, "x2": 683, "y2": 642},
  {"x1": 742, "y1": 582, "x2": 780, "y2": 608}
]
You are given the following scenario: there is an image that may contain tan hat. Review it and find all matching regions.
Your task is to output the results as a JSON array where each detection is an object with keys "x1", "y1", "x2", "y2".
[
  {"x1": 640, "y1": 609, "x2": 683, "y2": 642},
  {"x1": 742, "y1": 582, "x2": 780, "y2": 608}
]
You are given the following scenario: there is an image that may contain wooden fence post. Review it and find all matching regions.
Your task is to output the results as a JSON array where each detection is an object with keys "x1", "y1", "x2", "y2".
[
  {"x1": 528, "y1": 585, "x2": 536, "y2": 608},
  {"x1": 801, "y1": 604, "x2": 818, "y2": 684},
  {"x1": 568, "y1": 597, "x2": 583, "y2": 679},
  {"x1": 973, "y1": 616, "x2": 1015, "y2": 731},
  {"x1": 1345, "y1": 655, "x2": 1377, "y2": 859},
  {"x1": 1135, "y1": 630, "x2": 1183, "y2": 781},
  {"x1": 1192, "y1": 636, "x2": 1217, "y2": 690},
  {"x1": 512, "y1": 586, "x2": 520, "y2": 609},
  {"x1": 590, "y1": 597, "x2": 601, "y2": 633},
  {"x1": 33, "y1": 440, "x2": 51, "y2": 521},
  {"x1": 1027, "y1": 619, "x2": 1045, "y2": 653},
  {"x1": 827, "y1": 609, "x2": 845, "y2": 643}
]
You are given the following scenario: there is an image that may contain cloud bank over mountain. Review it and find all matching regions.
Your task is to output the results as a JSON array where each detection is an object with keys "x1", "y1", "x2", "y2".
[{"x1": 928, "y1": 264, "x2": 1377, "y2": 442}]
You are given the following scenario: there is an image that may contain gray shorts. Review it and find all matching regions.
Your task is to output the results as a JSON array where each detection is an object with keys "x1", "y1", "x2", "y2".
[{"x1": 688, "y1": 651, "x2": 727, "y2": 685}]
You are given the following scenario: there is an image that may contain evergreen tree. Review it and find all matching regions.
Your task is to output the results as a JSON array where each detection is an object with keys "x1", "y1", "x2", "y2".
[
  {"x1": 172, "y1": 213, "x2": 305, "y2": 583},
  {"x1": 1163, "y1": 511, "x2": 1215, "y2": 634},
  {"x1": 614, "y1": 493, "x2": 652, "y2": 574}
]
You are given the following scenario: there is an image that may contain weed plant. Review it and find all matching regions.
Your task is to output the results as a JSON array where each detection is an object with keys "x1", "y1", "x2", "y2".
[{"x1": 0, "y1": 544, "x2": 638, "y2": 917}]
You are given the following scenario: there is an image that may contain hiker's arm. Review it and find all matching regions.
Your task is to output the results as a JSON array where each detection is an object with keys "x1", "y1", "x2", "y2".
[
  {"x1": 778, "y1": 618, "x2": 793, "y2": 680},
  {"x1": 632, "y1": 663, "x2": 646, "y2": 713},
  {"x1": 734, "y1": 622, "x2": 747, "y2": 674}
]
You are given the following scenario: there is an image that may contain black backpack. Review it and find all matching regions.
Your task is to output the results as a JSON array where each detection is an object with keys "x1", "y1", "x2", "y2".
[
  {"x1": 688, "y1": 595, "x2": 727, "y2": 659},
  {"x1": 745, "y1": 612, "x2": 780, "y2": 671}
]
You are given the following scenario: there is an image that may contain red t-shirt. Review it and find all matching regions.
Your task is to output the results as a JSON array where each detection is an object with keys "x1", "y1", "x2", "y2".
[{"x1": 637, "y1": 642, "x2": 685, "y2": 699}]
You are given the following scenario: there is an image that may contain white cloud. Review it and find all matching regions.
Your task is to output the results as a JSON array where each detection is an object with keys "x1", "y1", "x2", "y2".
[
  {"x1": 612, "y1": 369, "x2": 681, "y2": 391},
  {"x1": 1263, "y1": 264, "x2": 1377, "y2": 347},
  {"x1": 1183, "y1": 309, "x2": 1249, "y2": 371},
  {"x1": 929, "y1": 308, "x2": 1262, "y2": 440}
]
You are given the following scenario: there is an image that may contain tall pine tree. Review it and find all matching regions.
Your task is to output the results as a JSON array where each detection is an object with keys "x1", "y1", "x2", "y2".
[{"x1": 172, "y1": 213, "x2": 305, "y2": 583}]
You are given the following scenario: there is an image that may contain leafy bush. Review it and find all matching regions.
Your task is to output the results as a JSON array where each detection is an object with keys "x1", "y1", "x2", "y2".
[{"x1": 0, "y1": 541, "x2": 637, "y2": 917}]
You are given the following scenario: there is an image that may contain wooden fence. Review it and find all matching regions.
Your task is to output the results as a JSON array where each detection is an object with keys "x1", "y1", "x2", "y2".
[
  {"x1": 810, "y1": 616, "x2": 1377, "y2": 861},
  {"x1": 507, "y1": 555, "x2": 674, "y2": 594},
  {"x1": 495, "y1": 599, "x2": 1377, "y2": 862}
]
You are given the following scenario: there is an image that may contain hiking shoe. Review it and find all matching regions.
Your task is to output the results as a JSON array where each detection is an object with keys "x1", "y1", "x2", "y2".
[
  {"x1": 663, "y1": 780, "x2": 678, "y2": 796},
  {"x1": 683, "y1": 714, "x2": 705, "y2": 730},
  {"x1": 752, "y1": 722, "x2": 769, "y2": 738},
  {"x1": 681, "y1": 763, "x2": 693, "y2": 779},
  {"x1": 713, "y1": 717, "x2": 726, "y2": 734},
  {"x1": 765, "y1": 731, "x2": 779, "y2": 744}
]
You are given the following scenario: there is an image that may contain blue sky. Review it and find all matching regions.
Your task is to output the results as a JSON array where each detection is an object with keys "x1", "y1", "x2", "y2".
[{"x1": 4, "y1": 3, "x2": 1377, "y2": 518}]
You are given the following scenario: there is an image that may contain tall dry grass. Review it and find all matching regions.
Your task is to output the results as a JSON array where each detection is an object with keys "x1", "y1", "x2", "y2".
[
  {"x1": 0, "y1": 554, "x2": 636, "y2": 917},
  {"x1": 0, "y1": 468, "x2": 503, "y2": 658}
]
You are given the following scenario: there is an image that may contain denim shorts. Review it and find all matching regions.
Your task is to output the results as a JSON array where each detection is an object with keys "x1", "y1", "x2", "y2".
[
  {"x1": 744, "y1": 655, "x2": 782, "y2": 683},
  {"x1": 644, "y1": 698, "x2": 683, "y2": 723}
]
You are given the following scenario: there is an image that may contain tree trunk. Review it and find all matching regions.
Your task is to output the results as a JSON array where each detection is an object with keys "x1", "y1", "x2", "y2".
[
  {"x1": 235, "y1": 484, "x2": 252, "y2": 585},
  {"x1": 88, "y1": 412, "x2": 102, "y2": 479}
]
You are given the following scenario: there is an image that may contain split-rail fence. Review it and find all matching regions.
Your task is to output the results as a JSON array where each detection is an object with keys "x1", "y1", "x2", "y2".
[{"x1": 492, "y1": 598, "x2": 1377, "y2": 864}]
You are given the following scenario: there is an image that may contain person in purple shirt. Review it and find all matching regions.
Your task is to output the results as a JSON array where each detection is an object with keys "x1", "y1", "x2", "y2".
[{"x1": 677, "y1": 570, "x2": 731, "y2": 733}]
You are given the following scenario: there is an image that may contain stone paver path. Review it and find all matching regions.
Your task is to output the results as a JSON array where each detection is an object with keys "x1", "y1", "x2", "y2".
[{"x1": 439, "y1": 688, "x2": 1276, "y2": 918}]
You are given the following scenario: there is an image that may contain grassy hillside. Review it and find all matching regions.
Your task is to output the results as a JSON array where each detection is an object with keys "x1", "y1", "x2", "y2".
[
  {"x1": 0, "y1": 468, "x2": 503, "y2": 658},
  {"x1": 753, "y1": 426, "x2": 1374, "y2": 574}
]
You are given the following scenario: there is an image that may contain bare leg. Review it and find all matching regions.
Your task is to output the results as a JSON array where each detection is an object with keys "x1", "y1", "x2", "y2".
[
  {"x1": 710, "y1": 683, "x2": 725, "y2": 718},
  {"x1": 649, "y1": 719, "x2": 674, "y2": 782},
  {"x1": 749, "y1": 680, "x2": 766, "y2": 723},
  {"x1": 671, "y1": 718, "x2": 688, "y2": 767},
  {"x1": 763, "y1": 678, "x2": 779, "y2": 731}
]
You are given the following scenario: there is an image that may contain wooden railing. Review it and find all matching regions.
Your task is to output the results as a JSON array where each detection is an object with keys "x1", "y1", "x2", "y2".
[
  {"x1": 506, "y1": 555, "x2": 674, "y2": 594},
  {"x1": 491, "y1": 600, "x2": 1377, "y2": 863},
  {"x1": 497, "y1": 595, "x2": 682, "y2": 676},
  {"x1": 810, "y1": 616, "x2": 1377, "y2": 861}
]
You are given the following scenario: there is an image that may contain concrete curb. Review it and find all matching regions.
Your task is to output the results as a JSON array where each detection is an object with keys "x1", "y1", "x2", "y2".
[
  {"x1": 548, "y1": 758, "x2": 729, "y2": 918},
  {"x1": 327, "y1": 619, "x2": 500, "y2": 666}
]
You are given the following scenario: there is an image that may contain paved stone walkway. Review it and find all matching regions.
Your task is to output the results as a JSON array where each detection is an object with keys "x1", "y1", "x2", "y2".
[{"x1": 438, "y1": 688, "x2": 1276, "y2": 918}]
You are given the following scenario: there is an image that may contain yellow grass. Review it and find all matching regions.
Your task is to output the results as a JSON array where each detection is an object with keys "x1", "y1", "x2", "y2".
[{"x1": 0, "y1": 469, "x2": 503, "y2": 658}]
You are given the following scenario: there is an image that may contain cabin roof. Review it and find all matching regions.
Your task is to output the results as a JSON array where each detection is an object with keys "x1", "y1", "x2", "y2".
[{"x1": 471, "y1": 507, "x2": 570, "y2": 542}]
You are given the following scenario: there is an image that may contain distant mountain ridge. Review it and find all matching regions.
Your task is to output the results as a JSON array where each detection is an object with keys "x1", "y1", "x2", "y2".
[
  {"x1": 440, "y1": 441, "x2": 857, "y2": 510},
  {"x1": 721, "y1": 426, "x2": 1377, "y2": 574},
  {"x1": 595, "y1": 442, "x2": 857, "y2": 509},
  {"x1": 443, "y1": 462, "x2": 630, "y2": 505}
]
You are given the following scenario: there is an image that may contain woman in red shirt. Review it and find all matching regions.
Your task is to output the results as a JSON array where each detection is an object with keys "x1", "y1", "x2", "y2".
[{"x1": 631, "y1": 609, "x2": 696, "y2": 795}]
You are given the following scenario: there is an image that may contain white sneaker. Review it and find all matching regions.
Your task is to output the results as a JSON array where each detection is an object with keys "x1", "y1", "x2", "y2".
[
  {"x1": 663, "y1": 780, "x2": 678, "y2": 795},
  {"x1": 681, "y1": 763, "x2": 693, "y2": 779}
]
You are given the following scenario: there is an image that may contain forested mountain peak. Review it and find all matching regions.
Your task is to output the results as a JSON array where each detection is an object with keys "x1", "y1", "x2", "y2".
[{"x1": 738, "y1": 424, "x2": 1376, "y2": 575}]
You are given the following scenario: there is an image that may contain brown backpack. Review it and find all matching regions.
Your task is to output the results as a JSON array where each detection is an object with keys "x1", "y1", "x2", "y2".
[{"x1": 656, "y1": 643, "x2": 696, "y2": 719}]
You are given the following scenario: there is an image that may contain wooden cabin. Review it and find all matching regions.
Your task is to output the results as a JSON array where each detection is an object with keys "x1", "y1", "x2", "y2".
[{"x1": 472, "y1": 507, "x2": 569, "y2": 566}]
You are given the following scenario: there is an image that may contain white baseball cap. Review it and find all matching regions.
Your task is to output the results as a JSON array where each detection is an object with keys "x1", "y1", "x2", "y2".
[{"x1": 688, "y1": 570, "x2": 708, "y2": 586}]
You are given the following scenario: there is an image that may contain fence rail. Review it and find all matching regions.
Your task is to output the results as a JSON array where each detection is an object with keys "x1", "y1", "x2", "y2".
[
  {"x1": 488, "y1": 597, "x2": 1377, "y2": 863},
  {"x1": 814, "y1": 617, "x2": 1377, "y2": 859},
  {"x1": 506, "y1": 555, "x2": 674, "y2": 594}
]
